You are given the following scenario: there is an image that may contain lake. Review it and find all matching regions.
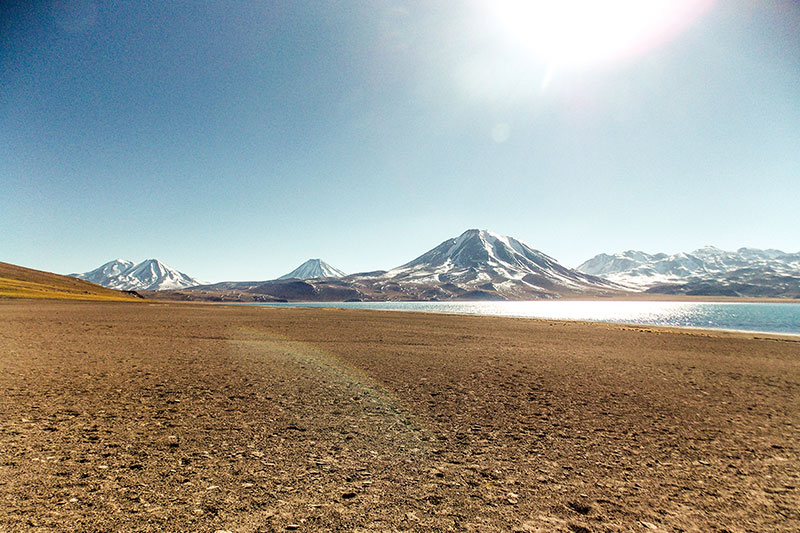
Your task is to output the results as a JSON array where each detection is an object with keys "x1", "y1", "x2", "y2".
[{"x1": 243, "y1": 300, "x2": 800, "y2": 336}]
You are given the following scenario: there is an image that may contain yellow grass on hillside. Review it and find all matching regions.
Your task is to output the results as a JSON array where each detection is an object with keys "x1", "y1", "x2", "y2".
[{"x1": 0, "y1": 262, "x2": 141, "y2": 301}]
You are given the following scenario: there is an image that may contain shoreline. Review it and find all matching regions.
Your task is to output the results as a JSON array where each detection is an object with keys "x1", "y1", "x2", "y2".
[
  {"x1": 4, "y1": 294, "x2": 798, "y2": 337},
  {"x1": 226, "y1": 299, "x2": 800, "y2": 339}
]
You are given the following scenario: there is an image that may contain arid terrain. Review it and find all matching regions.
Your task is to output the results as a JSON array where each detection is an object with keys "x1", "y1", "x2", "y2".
[
  {"x1": 0, "y1": 262, "x2": 140, "y2": 302},
  {"x1": 1, "y1": 300, "x2": 798, "y2": 531}
]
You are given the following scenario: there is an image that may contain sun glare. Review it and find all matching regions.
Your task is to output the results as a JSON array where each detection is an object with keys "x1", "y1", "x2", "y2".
[{"x1": 486, "y1": 0, "x2": 715, "y2": 68}]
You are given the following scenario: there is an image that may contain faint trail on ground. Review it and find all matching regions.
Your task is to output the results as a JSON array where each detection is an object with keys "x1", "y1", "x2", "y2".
[{"x1": 229, "y1": 327, "x2": 431, "y2": 449}]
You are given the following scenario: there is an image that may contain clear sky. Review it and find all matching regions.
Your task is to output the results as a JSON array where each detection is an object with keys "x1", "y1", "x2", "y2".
[{"x1": 2, "y1": 0, "x2": 798, "y2": 282}]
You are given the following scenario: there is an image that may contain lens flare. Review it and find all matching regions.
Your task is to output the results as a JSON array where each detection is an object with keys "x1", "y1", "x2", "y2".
[{"x1": 485, "y1": 0, "x2": 715, "y2": 68}]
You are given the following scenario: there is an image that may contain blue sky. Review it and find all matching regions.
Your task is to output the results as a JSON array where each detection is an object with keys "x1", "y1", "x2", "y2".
[{"x1": 2, "y1": 1, "x2": 798, "y2": 281}]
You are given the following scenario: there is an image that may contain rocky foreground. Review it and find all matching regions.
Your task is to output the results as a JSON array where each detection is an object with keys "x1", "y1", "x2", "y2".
[{"x1": 1, "y1": 301, "x2": 798, "y2": 531}]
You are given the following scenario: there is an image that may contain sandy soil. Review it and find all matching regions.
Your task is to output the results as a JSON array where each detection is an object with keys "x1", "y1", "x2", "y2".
[{"x1": 1, "y1": 300, "x2": 798, "y2": 532}]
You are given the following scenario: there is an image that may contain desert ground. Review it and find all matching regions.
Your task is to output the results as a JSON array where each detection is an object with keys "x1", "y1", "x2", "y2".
[{"x1": 1, "y1": 300, "x2": 798, "y2": 532}]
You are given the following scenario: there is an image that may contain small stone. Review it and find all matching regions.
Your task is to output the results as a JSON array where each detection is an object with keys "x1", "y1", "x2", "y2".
[
  {"x1": 242, "y1": 482, "x2": 255, "y2": 488},
  {"x1": 568, "y1": 501, "x2": 592, "y2": 515},
  {"x1": 341, "y1": 492, "x2": 357, "y2": 499},
  {"x1": 206, "y1": 485, "x2": 220, "y2": 490},
  {"x1": 286, "y1": 525, "x2": 300, "y2": 530},
  {"x1": 639, "y1": 521, "x2": 658, "y2": 530}
]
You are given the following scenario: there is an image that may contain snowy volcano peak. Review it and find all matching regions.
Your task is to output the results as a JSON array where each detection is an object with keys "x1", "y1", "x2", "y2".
[
  {"x1": 400, "y1": 229, "x2": 562, "y2": 273},
  {"x1": 73, "y1": 259, "x2": 135, "y2": 285},
  {"x1": 72, "y1": 259, "x2": 200, "y2": 291},
  {"x1": 123, "y1": 259, "x2": 199, "y2": 290},
  {"x1": 385, "y1": 229, "x2": 619, "y2": 298},
  {"x1": 279, "y1": 258, "x2": 346, "y2": 280},
  {"x1": 445, "y1": 229, "x2": 524, "y2": 267}
]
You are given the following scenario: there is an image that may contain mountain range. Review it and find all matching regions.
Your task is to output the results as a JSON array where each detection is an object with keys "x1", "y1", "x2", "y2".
[
  {"x1": 578, "y1": 246, "x2": 800, "y2": 298},
  {"x1": 71, "y1": 231, "x2": 800, "y2": 301},
  {"x1": 71, "y1": 259, "x2": 201, "y2": 291},
  {"x1": 166, "y1": 229, "x2": 622, "y2": 302}
]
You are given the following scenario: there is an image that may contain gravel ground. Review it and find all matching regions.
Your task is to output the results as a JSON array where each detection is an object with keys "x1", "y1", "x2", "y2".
[{"x1": 1, "y1": 300, "x2": 798, "y2": 532}]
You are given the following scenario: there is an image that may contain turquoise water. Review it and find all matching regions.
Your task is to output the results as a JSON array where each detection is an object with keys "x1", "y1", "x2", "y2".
[{"x1": 243, "y1": 301, "x2": 800, "y2": 335}]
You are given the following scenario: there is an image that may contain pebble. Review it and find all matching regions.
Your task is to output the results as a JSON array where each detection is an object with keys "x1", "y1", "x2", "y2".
[{"x1": 286, "y1": 525, "x2": 300, "y2": 530}]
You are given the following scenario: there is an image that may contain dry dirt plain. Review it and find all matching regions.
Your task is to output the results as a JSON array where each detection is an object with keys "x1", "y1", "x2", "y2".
[{"x1": 1, "y1": 300, "x2": 798, "y2": 531}]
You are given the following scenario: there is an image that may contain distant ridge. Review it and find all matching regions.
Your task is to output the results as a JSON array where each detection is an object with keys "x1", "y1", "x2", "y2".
[
  {"x1": 168, "y1": 229, "x2": 624, "y2": 302},
  {"x1": 72, "y1": 259, "x2": 200, "y2": 291},
  {"x1": 279, "y1": 259, "x2": 346, "y2": 280},
  {"x1": 0, "y1": 261, "x2": 141, "y2": 301},
  {"x1": 578, "y1": 246, "x2": 800, "y2": 297}
]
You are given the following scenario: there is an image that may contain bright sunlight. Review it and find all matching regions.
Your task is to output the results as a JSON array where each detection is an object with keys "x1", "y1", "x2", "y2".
[{"x1": 486, "y1": 0, "x2": 716, "y2": 68}]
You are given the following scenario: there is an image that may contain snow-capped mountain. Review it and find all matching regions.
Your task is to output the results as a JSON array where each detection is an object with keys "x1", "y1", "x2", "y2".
[
  {"x1": 72, "y1": 259, "x2": 200, "y2": 291},
  {"x1": 357, "y1": 229, "x2": 621, "y2": 300},
  {"x1": 279, "y1": 259, "x2": 346, "y2": 280},
  {"x1": 183, "y1": 229, "x2": 624, "y2": 302},
  {"x1": 578, "y1": 247, "x2": 800, "y2": 291},
  {"x1": 75, "y1": 259, "x2": 135, "y2": 286},
  {"x1": 577, "y1": 250, "x2": 706, "y2": 287}
]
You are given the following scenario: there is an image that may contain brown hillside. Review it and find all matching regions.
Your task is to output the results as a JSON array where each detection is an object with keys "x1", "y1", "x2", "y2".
[{"x1": 0, "y1": 262, "x2": 141, "y2": 301}]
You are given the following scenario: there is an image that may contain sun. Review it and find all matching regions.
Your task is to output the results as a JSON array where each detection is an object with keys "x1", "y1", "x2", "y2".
[{"x1": 484, "y1": 0, "x2": 715, "y2": 68}]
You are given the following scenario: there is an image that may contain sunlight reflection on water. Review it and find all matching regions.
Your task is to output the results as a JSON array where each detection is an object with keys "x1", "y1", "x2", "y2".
[{"x1": 243, "y1": 301, "x2": 800, "y2": 335}]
